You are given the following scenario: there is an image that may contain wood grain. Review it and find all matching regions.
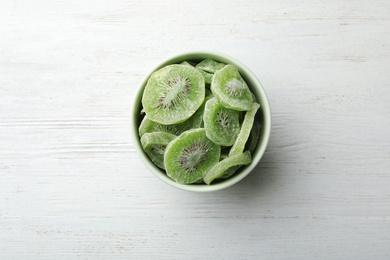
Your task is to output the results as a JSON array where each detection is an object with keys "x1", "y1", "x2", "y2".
[{"x1": 1, "y1": 0, "x2": 390, "y2": 259}]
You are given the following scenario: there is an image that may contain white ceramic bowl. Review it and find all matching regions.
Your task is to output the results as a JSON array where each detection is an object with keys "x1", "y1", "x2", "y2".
[{"x1": 130, "y1": 51, "x2": 271, "y2": 192}]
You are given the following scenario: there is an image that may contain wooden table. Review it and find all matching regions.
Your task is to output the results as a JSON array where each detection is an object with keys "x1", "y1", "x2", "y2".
[{"x1": 1, "y1": 1, "x2": 389, "y2": 259}]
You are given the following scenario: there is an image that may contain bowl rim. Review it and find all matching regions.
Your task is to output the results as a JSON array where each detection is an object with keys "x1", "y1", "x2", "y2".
[{"x1": 130, "y1": 50, "x2": 272, "y2": 192}]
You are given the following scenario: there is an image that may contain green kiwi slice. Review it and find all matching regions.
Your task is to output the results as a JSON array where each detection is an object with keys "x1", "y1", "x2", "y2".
[
  {"x1": 196, "y1": 58, "x2": 226, "y2": 73},
  {"x1": 139, "y1": 89, "x2": 213, "y2": 136},
  {"x1": 215, "y1": 154, "x2": 242, "y2": 180},
  {"x1": 203, "y1": 98, "x2": 240, "y2": 146},
  {"x1": 142, "y1": 64, "x2": 205, "y2": 125},
  {"x1": 138, "y1": 116, "x2": 190, "y2": 137},
  {"x1": 164, "y1": 128, "x2": 221, "y2": 184},
  {"x1": 246, "y1": 119, "x2": 261, "y2": 154},
  {"x1": 218, "y1": 165, "x2": 241, "y2": 179},
  {"x1": 211, "y1": 64, "x2": 253, "y2": 111},
  {"x1": 229, "y1": 102, "x2": 260, "y2": 156},
  {"x1": 180, "y1": 60, "x2": 196, "y2": 66},
  {"x1": 181, "y1": 60, "x2": 213, "y2": 84},
  {"x1": 203, "y1": 151, "x2": 252, "y2": 185},
  {"x1": 141, "y1": 132, "x2": 176, "y2": 170}
]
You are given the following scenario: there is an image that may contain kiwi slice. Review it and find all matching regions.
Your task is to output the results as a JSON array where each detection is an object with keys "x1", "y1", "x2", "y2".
[
  {"x1": 218, "y1": 165, "x2": 241, "y2": 179},
  {"x1": 203, "y1": 151, "x2": 252, "y2": 185},
  {"x1": 180, "y1": 60, "x2": 196, "y2": 66},
  {"x1": 164, "y1": 128, "x2": 221, "y2": 184},
  {"x1": 181, "y1": 60, "x2": 213, "y2": 84},
  {"x1": 142, "y1": 64, "x2": 205, "y2": 125},
  {"x1": 139, "y1": 90, "x2": 212, "y2": 136},
  {"x1": 196, "y1": 58, "x2": 226, "y2": 73},
  {"x1": 204, "y1": 98, "x2": 240, "y2": 146},
  {"x1": 245, "y1": 119, "x2": 261, "y2": 154},
  {"x1": 211, "y1": 64, "x2": 253, "y2": 111},
  {"x1": 141, "y1": 132, "x2": 176, "y2": 170},
  {"x1": 138, "y1": 116, "x2": 191, "y2": 137},
  {"x1": 229, "y1": 102, "x2": 260, "y2": 156},
  {"x1": 215, "y1": 154, "x2": 242, "y2": 180}
]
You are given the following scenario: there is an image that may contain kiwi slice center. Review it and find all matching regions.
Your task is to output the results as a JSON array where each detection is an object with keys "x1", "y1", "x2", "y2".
[
  {"x1": 226, "y1": 78, "x2": 245, "y2": 96},
  {"x1": 151, "y1": 144, "x2": 166, "y2": 156},
  {"x1": 216, "y1": 110, "x2": 230, "y2": 129},
  {"x1": 157, "y1": 76, "x2": 191, "y2": 109},
  {"x1": 154, "y1": 124, "x2": 179, "y2": 135},
  {"x1": 178, "y1": 142, "x2": 209, "y2": 173}
]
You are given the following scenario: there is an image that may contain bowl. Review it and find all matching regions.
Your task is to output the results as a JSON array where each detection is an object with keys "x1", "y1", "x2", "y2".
[{"x1": 130, "y1": 51, "x2": 271, "y2": 192}]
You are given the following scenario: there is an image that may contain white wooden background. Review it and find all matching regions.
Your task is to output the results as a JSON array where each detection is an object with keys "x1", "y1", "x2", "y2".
[{"x1": 1, "y1": 0, "x2": 390, "y2": 259}]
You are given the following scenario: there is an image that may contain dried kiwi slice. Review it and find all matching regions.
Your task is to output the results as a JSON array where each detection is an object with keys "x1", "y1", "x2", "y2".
[
  {"x1": 204, "y1": 98, "x2": 240, "y2": 146},
  {"x1": 139, "y1": 89, "x2": 213, "y2": 136},
  {"x1": 246, "y1": 119, "x2": 261, "y2": 154},
  {"x1": 216, "y1": 154, "x2": 241, "y2": 180},
  {"x1": 180, "y1": 60, "x2": 196, "y2": 66},
  {"x1": 141, "y1": 132, "x2": 176, "y2": 170},
  {"x1": 164, "y1": 128, "x2": 221, "y2": 184},
  {"x1": 196, "y1": 58, "x2": 226, "y2": 73},
  {"x1": 142, "y1": 64, "x2": 205, "y2": 125},
  {"x1": 229, "y1": 102, "x2": 260, "y2": 156},
  {"x1": 219, "y1": 165, "x2": 241, "y2": 179},
  {"x1": 181, "y1": 60, "x2": 213, "y2": 84},
  {"x1": 204, "y1": 151, "x2": 252, "y2": 185},
  {"x1": 211, "y1": 64, "x2": 253, "y2": 111},
  {"x1": 138, "y1": 116, "x2": 189, "y2": 137}
]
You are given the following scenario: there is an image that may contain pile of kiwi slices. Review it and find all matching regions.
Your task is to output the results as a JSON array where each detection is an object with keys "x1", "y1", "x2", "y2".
[{"x1": 139, "y1": 58, "x2": 261, "y2": 185}]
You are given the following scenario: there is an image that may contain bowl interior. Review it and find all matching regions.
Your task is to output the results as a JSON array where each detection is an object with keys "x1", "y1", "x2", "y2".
[{"x1": 131, "y1": 51, "x2": 271, "y2": 192}]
